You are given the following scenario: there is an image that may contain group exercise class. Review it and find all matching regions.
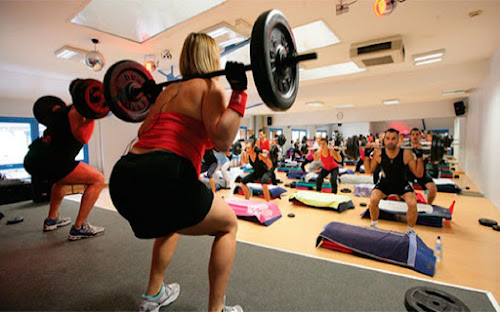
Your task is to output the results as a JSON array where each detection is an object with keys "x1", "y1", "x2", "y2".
[{"x1": 1, "y1": 0, "x2": 500, "y2": 311}]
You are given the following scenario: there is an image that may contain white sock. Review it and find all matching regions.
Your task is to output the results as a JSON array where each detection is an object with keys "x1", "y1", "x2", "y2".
[
  {"x1": 407, "y1": 226, "x2": 415, "y2": 233},
  {"x1": 370, "y1": 220, "x2": 378, "y2": 228}
]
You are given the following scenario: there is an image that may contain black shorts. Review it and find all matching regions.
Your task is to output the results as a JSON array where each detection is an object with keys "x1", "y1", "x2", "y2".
[
  {"x1": 412, "y1": 172, "x2": 434, "y2": 190},
  {"x1": 241, "y1": 171, "x2": 274, "y2": 185},
  {"x1": 23, "y1": 141, "x2": 79, "y2": 183},
  {"x1": 109, "y1": 151, "x2": 213, "y2": 239},
  {"x1": 374, "y1": 178, "x2": 414, "y2": 196}
]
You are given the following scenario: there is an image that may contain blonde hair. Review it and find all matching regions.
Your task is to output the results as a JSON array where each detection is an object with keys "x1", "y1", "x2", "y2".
[{"x1": 179, "y1": 33, "x2": 220, "y2": 78}]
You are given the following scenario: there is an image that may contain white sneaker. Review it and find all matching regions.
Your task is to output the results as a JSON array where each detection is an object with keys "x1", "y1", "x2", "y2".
[
  {"x1": 222, "y1": 304, "x2": 243, "y2": 312},
  {"x1": 222, "y1": 295, "x2": 243, "y2": 312},
  {"x1": 139, "y1": 283, "x2": 180, "y2": 312}
]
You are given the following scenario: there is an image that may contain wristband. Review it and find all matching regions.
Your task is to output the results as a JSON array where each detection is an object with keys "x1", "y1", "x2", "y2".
[{"x1": 227, "y1": 90, "x2": 247, "y2": 117}]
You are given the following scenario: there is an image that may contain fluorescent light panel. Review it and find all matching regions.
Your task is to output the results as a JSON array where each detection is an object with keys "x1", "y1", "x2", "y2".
[
  {"x1": 413, "y1": 49, "x2": 445, "y2": 62},
  {"x1": 71, "y1": 0, "x2": 226, "y2": 43},
  {"x1": 54, "y1": 45, "x2": 88, "y2": 61},
  {"x1": 300, "y1": 61, "x2": 365, "y2": 81},
  {"x1": 306, "y1": 102, "x2": 324, "y2": 107},
  {"x1": 413, "y1": 49, "x2": 445, "y2": 66},
  {"x1": 415, "y1": 58, "x2": 442, "y2": 66},
  {"x1": 383, "y1": 99, "x2": 400, "y2": 105},
  {"x1": 335, "y1": 104, "x2": 355, "y2": 108},
  {"x1": 442, "y1": 89, "x2": 467, "y2": 96},
  {"x1": 293, "y1": 20, "x2": 340, "y2": 53}
]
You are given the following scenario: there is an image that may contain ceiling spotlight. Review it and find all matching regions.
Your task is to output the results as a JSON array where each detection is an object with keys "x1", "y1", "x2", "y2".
[
  {"x1": 144, "y1": 54, "x2": 158, "y2": 72},
  {"x1": 85, "y1": 38, "x2": 105, "y2": 72},
  {"x1": 373, "y1": 0, "x2": 406, "y2": 17}
]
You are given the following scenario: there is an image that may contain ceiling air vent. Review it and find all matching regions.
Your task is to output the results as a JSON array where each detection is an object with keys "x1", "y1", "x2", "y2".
[{"x1": 350, "y1": 35, "x2": 404, "y2": 68}]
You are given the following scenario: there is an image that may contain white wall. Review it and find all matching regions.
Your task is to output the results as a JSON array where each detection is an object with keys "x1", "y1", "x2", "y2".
[
  {"x1": 331, "y1": 122, "x2": 370, "y2": 140},
  {"x1": 465, "y1": 45, "x2": 500, "y2": 211},
  {"x1": 370, "y1": 118, "x2": 455, "y2": 136},
  {"x1": 270, "y1": 100, "x2": 456, "y2": 126}
]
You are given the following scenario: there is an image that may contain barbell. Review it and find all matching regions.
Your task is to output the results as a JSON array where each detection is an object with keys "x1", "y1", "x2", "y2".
[
  {"x1": 75, "y1": 10, "x2": 314, "y2": 123},
  {"x1": 343, "y1": 134, "x2": 451, "y2": 163}
]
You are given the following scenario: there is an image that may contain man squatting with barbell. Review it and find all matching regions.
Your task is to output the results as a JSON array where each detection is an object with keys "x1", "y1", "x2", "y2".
[
  {"x1": 364, "y1": 128, "x2": 425, "y2": 234},
  {"x1": 23, "y1": 80, "x2": 106, "y2": 240},
  {"x1": 406, "y1": 128, "x2": 438, "y2": 204}
]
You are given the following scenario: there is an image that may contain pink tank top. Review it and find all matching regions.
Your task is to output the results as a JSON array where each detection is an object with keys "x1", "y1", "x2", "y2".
[{"x1": 133, "y1": 112, "x2": 212, "y2": 176}]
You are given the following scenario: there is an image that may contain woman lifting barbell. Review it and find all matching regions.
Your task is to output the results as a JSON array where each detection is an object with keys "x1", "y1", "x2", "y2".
[
  {"x1": 109, "y1": 33, "x2": 244, "y2": 312},
  {"x1": 23, "y1": 87, "x2": 105, "y2": 241}
]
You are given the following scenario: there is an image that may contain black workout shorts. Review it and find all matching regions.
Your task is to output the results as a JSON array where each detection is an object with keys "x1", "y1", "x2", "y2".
[
  {"x1": 109, "y1": 151, "x2": 213, "y2": 239},
  {"x1": 23, "y1": 140, "x2": 79, "y2": 183},
  {"x1": 413, "y1": 172, "x2": 434, "y2": 190},
  {"x1": 374, "y1": 178, "x2": 414, "y2": 196}
]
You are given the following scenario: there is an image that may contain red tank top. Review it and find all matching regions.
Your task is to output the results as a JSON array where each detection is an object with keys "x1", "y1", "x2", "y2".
[
  {"x1": 133, "y1": 112, "x2": 212, "y2": 176},
  {"x1": 258, "y1": 139, "x2": 270, "y2": 151},
  {"x1": 320, "y1": 150, "x2": 338, "y2": 171}
]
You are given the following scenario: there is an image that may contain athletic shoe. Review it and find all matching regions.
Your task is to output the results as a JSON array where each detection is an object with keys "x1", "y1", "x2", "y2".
[
  {"x1": 68, "y1": 221, "x2": 105, "y2": 241},
  {"x1": 222, "y1": 295, "x2": 243, "y2": 312},
  {"x1": 43, "y1": 215, "x2": 71, "y2": 232},
  {"x1": 139, "y1": 283, "x2": 180, "y2": 312},
  {"x1": 222, "y1": 304, "x2": 243, "y2": 312}
]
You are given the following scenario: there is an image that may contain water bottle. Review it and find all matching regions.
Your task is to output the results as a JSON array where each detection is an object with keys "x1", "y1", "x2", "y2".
[{"x1": 435, "y1": 236, "x2": 443, "y2": 262}]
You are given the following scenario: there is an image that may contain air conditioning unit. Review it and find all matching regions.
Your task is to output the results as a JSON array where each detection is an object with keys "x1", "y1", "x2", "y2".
[{"x1": 350, "y1": 35, "x2": 405, "y2": 68}]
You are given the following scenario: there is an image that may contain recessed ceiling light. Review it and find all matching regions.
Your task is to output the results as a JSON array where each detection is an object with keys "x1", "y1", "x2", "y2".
[
  {"x1": 383, "y1": 99, "x2": 400, "y2": 105},
  {"x1": 293, "y1": 20, "x2": 340, "y2": 53},
  {"x1": 300, "y1": 61, "x2": 365, "y2": 81},
  {"x1": 442, "y1": 89, "x2": 467, "y2": 96},
  {"x1": 335, "y1": 104, "x2": 355, "y2": 108},
  {"x1": 413, "y1": 49, "x2": 445, "y2": 62},
  {"x1": 306, "y1": 102, "x2": 324, "y2": 107},
  {"x1": 54, "y1": 45, "x2": 88, "y2": 62}
]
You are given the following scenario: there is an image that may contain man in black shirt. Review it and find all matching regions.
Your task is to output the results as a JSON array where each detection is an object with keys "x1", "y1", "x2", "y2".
[
  {"x1": 364, "y1": 128, "x2": 424, "y2": 233},
  {"x1": 407, "y1": 128, "x2": 438, "y2": 204}
]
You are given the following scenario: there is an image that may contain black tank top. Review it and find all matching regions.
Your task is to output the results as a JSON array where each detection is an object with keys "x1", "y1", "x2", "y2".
[
  {"x1": 249, "y1": 151, "x2": 269, "y2": 176},
  {"x1": 36, "y1": 106, "x2": 83, "y2": 160},
  {"x1": 380, "y1": 148, "x2": 407, "y2": 185}
]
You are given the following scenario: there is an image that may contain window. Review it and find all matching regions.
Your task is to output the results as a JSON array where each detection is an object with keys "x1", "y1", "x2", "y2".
[
  {"x1": 269, "y1": 128, "x2": 283, "y2": 139},
  {"x1": 316, "y1": 130, "x2": 327, "y2": 138},
  {"x1": 0, "y1": 116, "x2": 89, "y2": 180},
  {"x1": 291, "y1": 129, "x2": 308, "y2": 143}
]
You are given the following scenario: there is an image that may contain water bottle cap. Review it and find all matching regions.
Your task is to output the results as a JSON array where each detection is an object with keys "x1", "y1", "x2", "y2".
[{"x1": 437, "y1": 236, "x2": 441, "y2": 239}]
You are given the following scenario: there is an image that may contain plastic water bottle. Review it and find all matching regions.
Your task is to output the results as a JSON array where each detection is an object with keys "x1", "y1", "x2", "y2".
[{"x1": 435, "y1": 236, "x2": 443, "y2": 262}]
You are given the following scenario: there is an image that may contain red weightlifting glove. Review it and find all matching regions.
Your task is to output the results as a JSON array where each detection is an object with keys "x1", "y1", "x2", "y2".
[{"x1": 227, "y1": 90, "x2": 247, "y2": 117}]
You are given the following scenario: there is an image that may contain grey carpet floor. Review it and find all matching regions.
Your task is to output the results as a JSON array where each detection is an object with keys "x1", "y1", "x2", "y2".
[{"x1": 0, "y1": 200, "x2": 495, "y2": 311}]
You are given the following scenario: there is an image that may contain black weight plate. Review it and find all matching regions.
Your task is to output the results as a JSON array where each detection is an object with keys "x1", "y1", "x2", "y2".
[
  {"x1": 277, "y1": 134, "x2": 286, "y2": 146},
  {"x1": 73, "y1": 79, "x2": 109, "y2": 119},
  {"x1": 33, "y1": 96, "x2": 66, "y2": 127},
  {"x1": 345, "y1": 136, "x2": 360, "y2": 160},
  {"x1": 103, "y1": 60, "x2": 155, "y2": 122},
  {"x1": 478, "y1": 218, "x2": 497, "y2": 227},
  {"x1": 404, "y1": 287, "x2": 470, "y2": 312},
  {"x1": 231, "y1": 142, "x2": 242, "y2": 155},
  {"x1": 251, "y1": 10, "x2": 298, "y2": 111}
]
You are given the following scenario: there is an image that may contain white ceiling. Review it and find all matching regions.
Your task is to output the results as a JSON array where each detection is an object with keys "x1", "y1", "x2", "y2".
[{"x1": 1, "y1": 0, "x2": 499, "y2": 117}]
